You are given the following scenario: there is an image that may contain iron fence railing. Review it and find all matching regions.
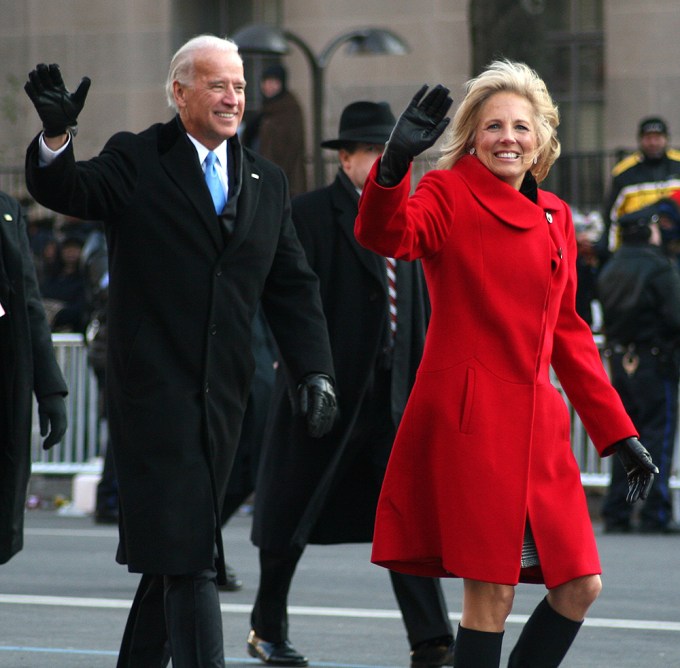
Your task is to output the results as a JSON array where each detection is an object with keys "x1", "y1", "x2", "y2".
[
  {"x1": 31, "y1": 334, "x2": 104, "y2": 474},
  {"x1": 34, "y1": 335, "x2": 680, "y2": 508}
]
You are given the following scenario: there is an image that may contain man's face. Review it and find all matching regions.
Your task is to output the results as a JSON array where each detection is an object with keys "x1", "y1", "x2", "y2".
[
  {"x1": 260, "y1": 77, "x2": 282, "y2": 99},
  {"x1": 339, "y1": 144, "x2": 384, "y2": 190},
  {"x1": 60, "y1": 243, "x2": 82, "y2": 266},
  {"x1": 639, "y1": 131, "x2": 667, "y2": 160},
  {"x1": 173, "y1": 48, "x2": 246, "y2": 149}
]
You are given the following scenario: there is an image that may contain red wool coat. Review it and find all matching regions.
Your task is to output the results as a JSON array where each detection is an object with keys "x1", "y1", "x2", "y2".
[{"x1": 355, "y1": 155, "x2": 636, "y2": 588}]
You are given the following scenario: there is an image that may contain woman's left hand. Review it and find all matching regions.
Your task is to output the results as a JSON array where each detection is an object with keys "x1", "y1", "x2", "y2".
[{"x1": 613, "y1": 437, "x2": 658, "y2": 503}]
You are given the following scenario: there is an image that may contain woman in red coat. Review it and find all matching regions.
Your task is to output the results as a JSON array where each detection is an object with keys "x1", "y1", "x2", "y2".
[{"x1": 355, "y1": 61, "x2": 658, "y2": 667}]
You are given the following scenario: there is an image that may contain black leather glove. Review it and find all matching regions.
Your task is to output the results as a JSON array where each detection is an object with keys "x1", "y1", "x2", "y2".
[
  {"x1": 297, "y1": 373, "x2": 337, "y2": 438},
  {"x1": 377, "y1": 84, "x2": 453, "y2": 187},
  {"x1": 613, "y1": 437, "x2": 658, "y2": 504},
  {"x1": 24, "y1": 63, "x2": 91, "y2": 137},
  {"x1": 37, "y1": 393, "x2": 67, "y2": 450}
]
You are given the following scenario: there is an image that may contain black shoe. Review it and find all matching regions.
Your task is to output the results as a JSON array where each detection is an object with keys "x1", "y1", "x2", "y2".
[
  {"x1": 639, "y1": 521, "x2": 680, "y2": 534},
  {"x1": 218, "y1": 563, "x2": 242, "y2": 592},
  {"x1": 410, "y1": 636, "x2": 454, "y2": 667},
  {"x1": 603, "y1": 521, "x2": 632, "y2": 534},
  {"x1": 247, "y1": 630, "x2": 308, "y2": 666}
]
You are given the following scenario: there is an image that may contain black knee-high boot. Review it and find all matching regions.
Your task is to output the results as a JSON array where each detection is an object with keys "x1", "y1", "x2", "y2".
[
  {"x1": 452, "y1": 624, "x2": 503, "y2": 668},
  {"x1": 507, "y1": 596, "x2": 583, "y2": 667}
]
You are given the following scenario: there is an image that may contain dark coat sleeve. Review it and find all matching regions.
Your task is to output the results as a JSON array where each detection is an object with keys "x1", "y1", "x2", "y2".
[
  {"x1": 3, "y1": 192, "x2": 67, "y2": 399},
  {"x1": 258, "y1": 172, "x2": 334, "y2": 386}
]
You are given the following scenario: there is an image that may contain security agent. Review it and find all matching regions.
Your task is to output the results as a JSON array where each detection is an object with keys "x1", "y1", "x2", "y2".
[
  {"x1": 0, "y1": 191, "x2": 67, "y2": 564},
  {"x1": 598, "y1": 210, "x2": 680, "y2": 533},
  {"x1": 603, "y1": 116, "x2": 680, "y2": 253}
]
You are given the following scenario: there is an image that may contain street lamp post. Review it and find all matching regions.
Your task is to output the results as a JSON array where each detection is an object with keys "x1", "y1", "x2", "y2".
[{"x1": 232, "y1": 24, "x2": 409, "y2": 189}]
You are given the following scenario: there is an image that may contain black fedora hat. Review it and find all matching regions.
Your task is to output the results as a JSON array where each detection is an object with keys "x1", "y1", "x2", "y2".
[{"x1": 320, "y1": 101, "x2": 395, "y2": 149}]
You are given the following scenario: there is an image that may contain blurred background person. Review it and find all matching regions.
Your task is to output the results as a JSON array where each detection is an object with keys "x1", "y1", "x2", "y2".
[
  {"x1": 79, "y1": 226, "x2": 119, "y2": 525},
  {"x1": 242, "y1": 63, "x2": 308, "y2": 197},
  {"x1": 598, "y1": 210, "x2": 680, "y2": 534},
  {"x1": 601, "y1": 116, "x2": 680, "y2": 257},
  {"x1": 572, "y1": 208, "x2": 604, "y2": 331},
  {"x1": 39, "y1": 232, "x2": 87, "y2": 333}
]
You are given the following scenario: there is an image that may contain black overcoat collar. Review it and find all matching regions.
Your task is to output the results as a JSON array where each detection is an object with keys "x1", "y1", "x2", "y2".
[
  {"x1": 331, "y1": 169, "x2": 387, "y2": 289},
  {"x1": 156, "y1": 117, "x2": 262, "y2": 256}
]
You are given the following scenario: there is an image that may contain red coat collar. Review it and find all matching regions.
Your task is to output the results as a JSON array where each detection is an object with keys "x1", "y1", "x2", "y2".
[{"x1": 452, "y1": 154, "x2": 563, "y2": 229}]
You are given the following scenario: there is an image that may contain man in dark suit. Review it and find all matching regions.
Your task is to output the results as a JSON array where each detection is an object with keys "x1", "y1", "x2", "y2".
[
  {"x1": 0, "y1": 191, "x2": 67, "y2": 565},
  {"x1": 248, "y1": 102, "x2": 454, "y2": 668},
  {"x1": 24, "y1": 35, "x2": 337, "y2": 668}
]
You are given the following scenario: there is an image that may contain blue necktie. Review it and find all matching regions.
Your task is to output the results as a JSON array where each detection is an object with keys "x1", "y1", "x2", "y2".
[{"x1": 204, "y1": 151, "x2": 226, "y2": 213}]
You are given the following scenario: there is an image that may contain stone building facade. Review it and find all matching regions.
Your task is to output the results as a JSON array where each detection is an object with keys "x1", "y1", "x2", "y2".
[{"x1": 1, "y1": 0, "x2": 678, "y2": 208}]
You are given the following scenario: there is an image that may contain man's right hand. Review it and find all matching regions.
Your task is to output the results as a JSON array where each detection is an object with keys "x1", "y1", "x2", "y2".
[
  {"x1": 297, "y1": 373, "x2": 337, "y2": 438},
  {"x1": 24, "y1": 63, "x2": 91, "y2": 137}
]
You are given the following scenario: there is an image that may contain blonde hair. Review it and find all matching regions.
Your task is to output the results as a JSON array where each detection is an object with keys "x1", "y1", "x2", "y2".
[
  {"x1": 437, "y1": 59, "x2": 560, "y2": 183},
  {"x1": 165, "y1": 35, "x2": 242, "y2": 111}
]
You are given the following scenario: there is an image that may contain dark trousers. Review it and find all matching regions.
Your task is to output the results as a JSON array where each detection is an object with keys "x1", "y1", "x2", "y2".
[
  {"x1": 117, "y1": 569, "x2": 224, "y2": 668},
  {"x1": 251, "y1": 548, "x2": 452, "y2": 648},
  {"x1": 602, "y1": 350, "x2": 678, "y2": 529},
  {"x1": 95, "y1": 438, "x2": 119, "y2": 518},
  {"x1": 251, "y1": 367, "x2": 451, "y2": 647}
]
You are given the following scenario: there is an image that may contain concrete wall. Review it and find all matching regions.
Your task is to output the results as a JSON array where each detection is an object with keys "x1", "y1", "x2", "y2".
[
  {"x1": 279, "y1": 0, "x2": 470, "y2": 157},
  {"x1": 1, "y1": 0, "x2": 679, "y2": 194},
  {"x1": 604, "y1": 0, "x2": 680, "y2": 151},
  {"x1": 0, "y1": 0, "x2": 175, "y2": 174}
]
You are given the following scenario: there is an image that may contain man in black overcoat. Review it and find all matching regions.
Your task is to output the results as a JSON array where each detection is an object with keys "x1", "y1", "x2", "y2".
[
  {"x1": 249, "y1": 102, "x2": 454, "y2": 668},
  {"x1": 24, "y1": 35, "x2": 336, "y2": 668},
  {"x1": 0, "y1": 190, "x2": 67, "y2": 564}
]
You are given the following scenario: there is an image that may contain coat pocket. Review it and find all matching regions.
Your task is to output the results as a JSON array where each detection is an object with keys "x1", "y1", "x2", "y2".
[{"x1": 460, "y1": 366, "x2": 475, "y2": 434}]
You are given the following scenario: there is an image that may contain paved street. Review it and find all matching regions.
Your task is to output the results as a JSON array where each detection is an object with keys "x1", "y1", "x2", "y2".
[{"x1": 0, "y1": 507, "x2": 679, "y2": 667}]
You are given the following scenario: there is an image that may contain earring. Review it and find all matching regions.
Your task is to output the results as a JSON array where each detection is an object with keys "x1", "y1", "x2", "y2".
[
  {"x1": 533, "y1": 155, "x2": 538, "y2": 165},
  {"x1": 469, "y1": 147, "x2": 476, "y2": 155}
]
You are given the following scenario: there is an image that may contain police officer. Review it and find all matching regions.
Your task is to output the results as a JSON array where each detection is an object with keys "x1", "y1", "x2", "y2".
[
  {"x1": 602, "y1": 117, "x2": 680, "y2": 254},
  {"x1": 598, "y1": 210, "x2": 680, "y2": 533}
]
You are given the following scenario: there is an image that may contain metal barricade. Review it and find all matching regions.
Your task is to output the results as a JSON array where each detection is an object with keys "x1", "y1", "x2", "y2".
[
  {"x1": 31, "y1": 334, "x2": 680, "y2": 505},
  {"x1": 551, "y1": 336, "x2": 680, "y2": 508},
  {"x1": 30, "y1": 333, "x2": 103, "y2": 474}
]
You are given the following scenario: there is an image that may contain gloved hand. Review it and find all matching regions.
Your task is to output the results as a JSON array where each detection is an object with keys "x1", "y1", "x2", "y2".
[
  {"x1": 37, "y1": 393, "x2": 67, "y2": 450},
  {"x1": 613, "y1": 437, "x2": 658, "y2": 504},
  {"x1": 378, "y1": 84, "x2": 453, "y2": 187},
  {"x1": 297, "y1": 373, "x2": 337, "y2": 438},
  {"x1": 24, "y1": 63, "x2": 91, "y2": 137}
]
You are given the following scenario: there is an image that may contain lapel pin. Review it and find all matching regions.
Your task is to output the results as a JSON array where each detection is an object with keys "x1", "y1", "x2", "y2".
[
  {"x1": 3, "y1": 214, "x2": 12, "y2": 221},
  {"x1": 251, "y1": 173, "x2": 260, "y2": 180}
]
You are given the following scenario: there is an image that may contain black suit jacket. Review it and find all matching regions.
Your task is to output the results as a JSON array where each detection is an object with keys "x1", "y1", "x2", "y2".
[{"x1": 26, "y1": 117, "x2": 333, "y2": 578}]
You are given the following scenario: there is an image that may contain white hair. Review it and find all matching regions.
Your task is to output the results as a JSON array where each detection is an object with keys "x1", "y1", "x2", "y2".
[{"x1": 165, "y1": 34, "x2": 242, "y2": 111}]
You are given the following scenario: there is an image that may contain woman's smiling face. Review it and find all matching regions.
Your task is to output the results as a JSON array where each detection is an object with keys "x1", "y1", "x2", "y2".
[{"x1": 471, "y1": 91, "x2": 537, "y2": 190}]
